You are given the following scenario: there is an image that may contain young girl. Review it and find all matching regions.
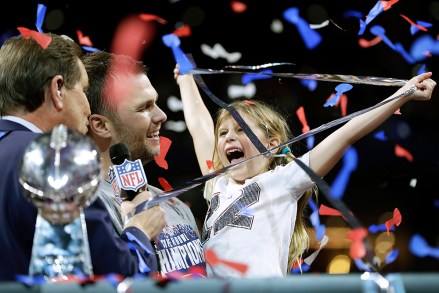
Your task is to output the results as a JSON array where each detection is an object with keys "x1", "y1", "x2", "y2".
[{"x1": 174, "y1": 66, "x2": 435, "y2": 278}]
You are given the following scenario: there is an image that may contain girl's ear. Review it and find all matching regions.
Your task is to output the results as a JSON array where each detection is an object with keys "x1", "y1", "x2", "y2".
[
  {"x1": 89, "y1": 114, "x2": 112, "y2": 139},
  {"x1": 269, "y1": 137, "x2": 281, "y2": 153}
]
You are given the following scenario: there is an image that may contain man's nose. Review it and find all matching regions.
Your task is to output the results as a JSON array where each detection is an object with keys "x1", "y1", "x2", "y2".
[{"x1": 152, "y1": 105, "x2": 167, "y2": 123}]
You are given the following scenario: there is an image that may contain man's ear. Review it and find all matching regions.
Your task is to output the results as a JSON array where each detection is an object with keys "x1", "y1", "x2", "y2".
[
  {"x1": 50, "y1": 75, "x2": 64, "y2": 111},
  {"x1": 89, "y1": 114, "x2": 112, "y2": 138}
]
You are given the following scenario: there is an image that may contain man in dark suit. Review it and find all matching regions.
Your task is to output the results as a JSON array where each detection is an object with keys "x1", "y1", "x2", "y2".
[{"x1": 0, "y1": 32, "x2": 166, "y2": 281}]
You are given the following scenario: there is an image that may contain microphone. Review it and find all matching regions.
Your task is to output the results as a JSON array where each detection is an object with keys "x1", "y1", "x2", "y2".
[
  {"x1": 109, "y1": 142, "x2": 161, "y2": 272},
  {"x1": 109, "y1": 142, "x2": 146, "y2": 201}
]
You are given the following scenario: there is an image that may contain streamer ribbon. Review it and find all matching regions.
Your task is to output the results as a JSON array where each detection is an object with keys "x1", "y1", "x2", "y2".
[{"x1": 188, "y1": 63, "x2": 408, "y2": 87}]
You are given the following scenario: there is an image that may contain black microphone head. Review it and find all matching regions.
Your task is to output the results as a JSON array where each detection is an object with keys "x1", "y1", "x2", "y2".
[{"x1": 109, "y1": 142, "x2": 131, "y2": 165}]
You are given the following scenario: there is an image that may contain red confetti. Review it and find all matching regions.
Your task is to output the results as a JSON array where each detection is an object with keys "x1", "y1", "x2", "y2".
[
  {"x1": 158, "y1": 177, "x2": 172, "y2": 191},
  {"x1": 346, "y1": 228, "x2": 368, "y2": 259},
  {"x1": 205, "y1": 248, "x2": 248, "y2": 275},
  {"x1": 76, "y1": 30, "x2": 93, "y2": 47},
  {"x1": 291, "y1": 258, "x2": 304, "y2": 270},
  {"x1": 385, "y1": 208, "x2": 402, "y2": 235},
  {"x1": 319, "y1": 204, "x2": 353, "y2": 221},
  {"x1": 381, "y1": 0, "x2": 399, "y2": 10},
  {"x1": 400, "y1": 14, "x2": 428, "y2": 32},
  {"x1": 243, "y1": 99, "x2": 255, "y2": 105},
  {"x1": 17, "y1": 27, "x2": 51, "y2": 49},
  {"x1": 325, "y1": 93, "x2": 348, "y2": 116},
  {"x1": 394, "y1": 144, "x2": 413, "y2": 162},
  {"x1": 138, "y1": 13, "x2": 168, "y2": 25},
  {"x1": 173, "y1": 25, "x2": 192, "y2": 37},
  {"x1": 111, "y1": 15, "x2": 157, "y2": 60},
  {"x1": 230, "y1": 1, "x2": 247, "y2": 13},
  {"x1": 358, "y1": 36, "x2": 382, "y2": 48},
  {"x1": 154, "y1": 136, "x2": 172, "y2": 169},
  {"x1": 339, "y1": 94, "x2": 348, "y2": 117},
  {"x1": 296, "y1": 106, "x2": 310, "y2": 133},
  {"x1": 206, "y1": 160, "x2": 214, "y2": 170}
]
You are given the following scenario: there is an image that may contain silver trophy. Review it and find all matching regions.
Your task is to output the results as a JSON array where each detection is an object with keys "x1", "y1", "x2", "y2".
[{"x1": 18, "y1": 124, "x2": 101, "y2": 280}]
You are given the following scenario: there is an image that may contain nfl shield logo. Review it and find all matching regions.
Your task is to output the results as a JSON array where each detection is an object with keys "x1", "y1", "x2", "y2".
[{"x1": 113, "y1": 159, "x2": 147, "y2": 192}]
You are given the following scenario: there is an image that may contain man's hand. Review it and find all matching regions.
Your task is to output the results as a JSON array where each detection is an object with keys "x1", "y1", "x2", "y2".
[{"x1": 121, "y1": 191, "x2": 166, "y2": 240}]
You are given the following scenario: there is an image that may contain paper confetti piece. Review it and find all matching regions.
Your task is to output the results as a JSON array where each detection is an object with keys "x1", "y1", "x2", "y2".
[
  {"x1": 368, "y1": 224, "x2": 395, "y2": 234},
  {"x1": 164, "y1": 120, "x2": 187, "y2": 133},
  {"x1": 304, "y1": 235, "x2": 329, "y2": 265},
  {"x1": 410, "y1": 34, "x2": 439, "y2": 62},
  {"x1": 206, "y1": 160, "x2": 214, "y2": 170},
  {"x1": 17, "y1": 27, "x2": 51, "y2": 49},
  {"x1": 319, "y1": 204, "x2": 353, "y2": 222},
  {"x1": 394, "y1": 43, "x2": 416, "y2": 64},
  {"x1": 409, "y1": 234, "x2": 439, "y2": 259},
  {"x1": 309, "y1": 199, "x2": 326, "y2": 241},
  {"x1": 330, "y1": 147, "x2": 358, "y2": 199},
  {"x1": 167, "y1": 95, "x2": 183, "y2": 112},
  {"x1": 35, "y1": 4, "x2": 46, "y2": 33},
  {"x1": 300, "y1": 79, "x2": 317, "y2": 91},
  {"x1": 354, "y1": 258, "x2": 371, "y2": 272},
  {"x1": 230, "y1": 1, "x2": 247, "y2": 13},
  {"x1": 296, "y1": 106, "x2": 310, "y2": 133},
  {"x1": 416, "y1": 64, "x2": 427, "y2": 75},
  {"x1": 173, "y1": 25, "x2": 192, "y2": 37},
  {"x1": 319, "y1": 204, "x2": 343, "y2": 217},
  {"x1": 111, "y1": 15, "x2": 157, "y2": 61},
  {"x1": 394, "y1": 144, "x2": 413, "y2": 162},
  {"x1": 370, "y1": 25, "x2": 395, "y2": 50},
  {"x1": 306, "y1": 136, "x2": 315, "y2": 149},
  {"x1": 324, "y1": 84, "x2": 353, "y2": 107},
  {"x1": 158, "y1": 177, "x2": 172, "y2": 191},
  {"x1": 76, "y1": 30, "x2": 93, "y2": 47},
  {"x1": 271, "y1": 19, "x2": 283, "y2": 33},
  {"x1": 374, "y1": 130, "x2": 387, "y2": 141},
  {"x1": 283, "y1": 7, "x2": 322, "y2": 50},
  {"x1": 296, "y1": 107, "x2": 315, "y2": 149},
  {"x1": 242, "y1": 69, "x2": 272, "y2": 85},
  {"x1": 385, "y1": 249, "x2": 399, "y2": 264},
  {"x1": 385, "y1": 208, "x2": 402, "y2": 235},
  {"x1": 358, "y1": 36, "x2": 382, "y2": 48},
  {"x1": 309, "y1": 20, "x2": 330, "y2": 30},
  {"x1": 162, "y1": 34, "x2": 194, "y2": 74},
  {"x1": 399, "y1": 14, "x2": 430, "y2": 35},
  {"x1": 381, "y1": 0, "x2": 399, "y2": 10},
  {"x1": 358, "y1": 1, "x2": 385, "y2": 35},
  {"x1": 205, "y1": 249, "x2": 248, "y2": 274},
  {"x1": 227, "y1": 83, "x2": 256, "y2": 99},
  {"x1": 154, "y1": 136, "x2": 172, "y2": 169},
  {"x1": 200, "y1": 43, "x2": 242, "y2": 63},
  {"x1": 346, "y1": 228, "x2": 368, "y2": 259},
  {"x1": 138, "y1": 14, "x2": 167, "y2": 25},
  {"x1": 409, "y1": 178, "x2": 417, "y2": 188}
]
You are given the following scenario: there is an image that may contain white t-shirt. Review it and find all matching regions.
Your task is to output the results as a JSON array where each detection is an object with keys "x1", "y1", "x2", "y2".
[{"x1": 202, "y1": 152, "x2": 313, "y2": 278}]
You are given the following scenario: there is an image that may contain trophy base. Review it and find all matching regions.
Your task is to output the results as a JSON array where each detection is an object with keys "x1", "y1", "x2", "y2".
[{"x1": 29, "y1": 210, "x2": 93, "y2": 280}]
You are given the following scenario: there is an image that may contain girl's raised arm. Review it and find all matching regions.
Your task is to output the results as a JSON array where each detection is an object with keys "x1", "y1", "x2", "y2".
[
  {"x1": 175, "y1": 65, "x2": 215, "y2": 176},
  {"x1": 309, "y1": 72, "x2": 436, "y2": 178}
]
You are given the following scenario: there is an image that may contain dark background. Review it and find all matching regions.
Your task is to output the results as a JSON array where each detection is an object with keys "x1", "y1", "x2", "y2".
[{"x1": 2, "y1": 0, "x2": 438, "y2": 274}]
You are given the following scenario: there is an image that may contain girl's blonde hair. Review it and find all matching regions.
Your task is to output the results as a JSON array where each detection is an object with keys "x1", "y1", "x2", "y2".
[{"x1": 208, "y1": 99, "x2": 318, "y2": 273}]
